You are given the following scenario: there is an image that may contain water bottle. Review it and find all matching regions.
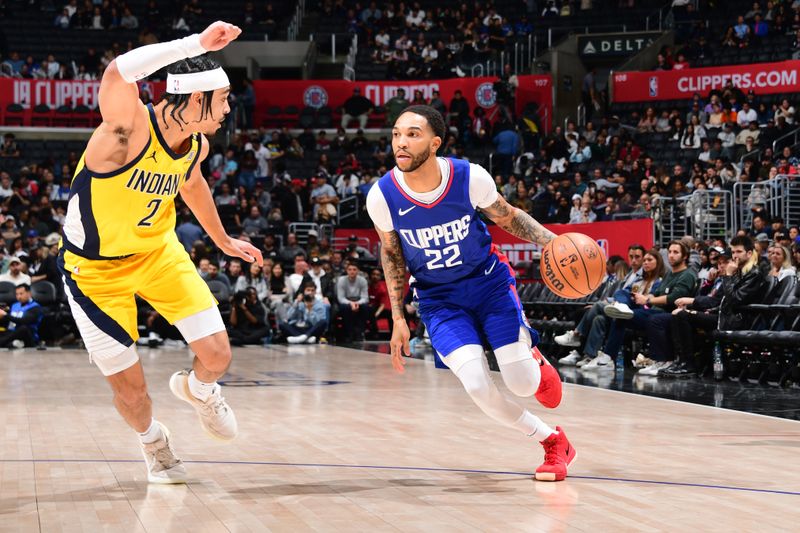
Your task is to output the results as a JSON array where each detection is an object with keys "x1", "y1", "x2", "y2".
[
  {"x1": 713, "y1": 342, "x2": 724, "y2": 381},
  {"x1": 615, "y1": 352, "x2": 625, "y2": 374}
]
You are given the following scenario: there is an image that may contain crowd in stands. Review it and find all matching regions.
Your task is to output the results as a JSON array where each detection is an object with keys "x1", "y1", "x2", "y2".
[
  {"x1": 668, "y1": 0, "x2": 800, "y2": 67},
  {"x1": 0, "y1": 0, "x2": 284, "y2": 80},
  {"x1": 553, "y1": 228, "x2": 800, "y2": 379}
]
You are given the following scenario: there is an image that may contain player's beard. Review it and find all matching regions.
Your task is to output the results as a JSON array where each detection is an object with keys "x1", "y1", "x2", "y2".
[{"x1": 397, "y1": 147, "x2": 430, "y2": 173}]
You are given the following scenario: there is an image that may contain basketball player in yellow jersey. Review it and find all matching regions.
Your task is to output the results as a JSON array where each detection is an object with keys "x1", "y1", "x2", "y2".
[{"x1": 57, "y1": 21, "x2": 263, "y2": 483}]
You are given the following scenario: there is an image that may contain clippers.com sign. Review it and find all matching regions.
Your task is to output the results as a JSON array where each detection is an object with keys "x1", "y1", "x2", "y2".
[{"x1": 612, "y1": 60, "x2": 800, "y2": 102}]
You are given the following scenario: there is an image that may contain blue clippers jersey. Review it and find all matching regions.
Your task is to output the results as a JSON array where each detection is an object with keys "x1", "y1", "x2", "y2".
[{"x1": 378, "y1": 158, "x2": 492, "y2": 287}]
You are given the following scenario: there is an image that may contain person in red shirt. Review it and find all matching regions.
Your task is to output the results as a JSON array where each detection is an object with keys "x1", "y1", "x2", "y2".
[
  {"x1": 672, "y1": 53, "x2": 690, "y2": 70},
  {"x1": 368, "y1": 267, "x2": 393, "y2": 338}
]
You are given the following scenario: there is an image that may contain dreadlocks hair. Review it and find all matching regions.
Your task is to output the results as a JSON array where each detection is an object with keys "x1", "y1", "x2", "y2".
[{"x1": 159, "y1": 55, "x2": 220, "y2": 131}]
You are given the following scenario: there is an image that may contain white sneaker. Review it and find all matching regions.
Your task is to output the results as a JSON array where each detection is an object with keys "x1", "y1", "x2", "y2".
[
  {"x1": 581, "y1": 351, "x2": 614, "y2": 370},
  {"x1": 575, "y1": 356, "x2": 594, "y2": 367},
  {"x1": 287, "y1": 334, "x2": 308, "y2": 344},
  {"x1": 169, "y1": 370, "x2": 238, "y2": 441},
  {"x1": 558, "y1": 350, "x2": 582, "y2": 365},
  {"x1": 604, "y1": 302, "x2": 635, "y2": 320},
  {"x1": 305, "y1": 336, "x2": 317, "y2": 344},
  {"x1": 11, "y1": 339, "x2": 25, "y2": 349},
  {"x1": 554, "y1": 330, "x2": 581, "y2": 347},
  {"x1": 140, "y1": 423, "x2": 187, "y2": 484},
  {"x1": 638, "y1": 361, "x2": 672, "y2": 376},
  {"x1": 632, "y1": 353, "x2": 656, "y2": 369}
]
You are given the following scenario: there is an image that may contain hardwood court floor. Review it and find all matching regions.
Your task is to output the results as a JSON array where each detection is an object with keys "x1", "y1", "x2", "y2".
[{"x1": 1, "y1": 345, "x2": 798, "y2": 532}]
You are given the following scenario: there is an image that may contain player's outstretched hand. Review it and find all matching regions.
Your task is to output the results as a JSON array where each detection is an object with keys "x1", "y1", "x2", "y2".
[
  {"x1": 390, "y1": 320, "x2": 411, "y2": 373},
  {"x1": 220, "y1": 237, "x2": 264, "y2": 267},
  {"x1": 200, "y1": 21, "x2": 242, "y2": 52}
]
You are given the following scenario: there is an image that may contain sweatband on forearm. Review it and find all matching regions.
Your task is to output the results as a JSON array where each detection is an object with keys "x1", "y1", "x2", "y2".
[{"x1": 115, "y1": 34, "x2": 207, "y2": 83}]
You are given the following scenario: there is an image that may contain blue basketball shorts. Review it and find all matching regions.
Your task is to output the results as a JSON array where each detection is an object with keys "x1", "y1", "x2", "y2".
[{"x1": 415, "y1": 249, "x2": 539, "y2": 357}]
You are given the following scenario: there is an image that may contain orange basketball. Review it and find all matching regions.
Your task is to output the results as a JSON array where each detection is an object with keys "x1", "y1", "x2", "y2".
[{"x1": 540, "y1": 233, "x2": 607, "y2": 299}]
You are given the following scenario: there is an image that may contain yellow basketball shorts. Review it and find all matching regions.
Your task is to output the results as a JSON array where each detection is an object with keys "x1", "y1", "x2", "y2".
[{"x1": 57, "y1": 240, "x2": 219, "y2": 373}]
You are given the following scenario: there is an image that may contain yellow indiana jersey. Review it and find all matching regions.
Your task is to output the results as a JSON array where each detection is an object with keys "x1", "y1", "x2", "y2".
[{"x1": 62, "y1": 103, "x2": 202, "y2": 259}]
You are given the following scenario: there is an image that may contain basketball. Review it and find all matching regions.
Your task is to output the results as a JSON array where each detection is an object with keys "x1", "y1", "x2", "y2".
[{"x1": 540, "y1": 233, "x2": 606, "y2": 299}]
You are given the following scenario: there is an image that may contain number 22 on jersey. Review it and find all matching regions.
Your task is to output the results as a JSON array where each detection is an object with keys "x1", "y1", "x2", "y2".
[{"x1": 424, "y1": 244, "x2": 462, "y2": 270}]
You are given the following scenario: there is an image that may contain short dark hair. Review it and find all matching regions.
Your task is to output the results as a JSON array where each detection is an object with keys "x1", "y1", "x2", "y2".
[
  {"x1": 628, "y1": 244, "x2": 646, "y2": 255},
  {"x1": 17, "y1": 283, "x2": 30, "y2": 292},
  {"x1": 730, "y1": 235, "x2": 755, "y2": 252},
  {"x1": 668, "y1": 240, "x2": 690, "y2": 260},
  {"x1": 398, "y1": 105, "x2": 446, "y2": 140}
]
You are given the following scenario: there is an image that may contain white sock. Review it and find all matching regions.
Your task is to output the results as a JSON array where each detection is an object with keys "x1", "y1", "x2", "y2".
[
  {"x1": 188, "y1": 370, "x2": 216, "y2": 402},
  {"x1": 138, "y1": 418, "x2": 164, "y2": 444},
  {"x1": 514, "y1": 411, "x2": 555, "y2": 441}
]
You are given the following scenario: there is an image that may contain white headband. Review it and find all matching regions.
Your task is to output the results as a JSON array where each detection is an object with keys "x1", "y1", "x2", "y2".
[{"x1": 166, "y1": 67, "x2": 230, "y2": 94}]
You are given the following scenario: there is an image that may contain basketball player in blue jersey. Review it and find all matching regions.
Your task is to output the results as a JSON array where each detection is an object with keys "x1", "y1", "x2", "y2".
[
  {"x1": 57, "y1": 22, "x2": 264, "y2": 483},
  {"x1": 367, "y1": 106, "x2": 576, "y2": 481}
]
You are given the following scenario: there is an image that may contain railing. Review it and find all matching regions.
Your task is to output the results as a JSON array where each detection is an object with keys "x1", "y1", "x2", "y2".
[
  {"x1": 301, "y1": 39, "x2": 317, "y2": 79},
  {"x1": 512, "y1": 34, "x2": 534, "y2": 74},
  {"x1": 319, "y1": 223, "x2": 335, "y2": 243},
  {"x1": 343, "y1": 34, "x2": 358, "y2": 79},
  {"x1": 286, "y1": 0, "x2": 306, "y2": 41},
  {"x1": 785, "y1": 176, "x2": 800, "y2": 228},
  {"x1": 739, "y1": 147, "x2": 761, "y2": 165},
  {"x1": 772, "y1": 126, "x2": 800, "y2": 153},
  {"x1": 732, "y1": 175, "x2": 790, "y2": 233},
  {"x1": 288, "y1": 222, "x2": 320, "y2": 245},
  {"x1": 337, "y1": 195, "x2": 359, "y2": 225},
  {"x1": 654, "y1": 189, "x2": 732, "y2": 247},
  {"x1": 311, "y1": 33, "x2": 353, "y2": 63}
]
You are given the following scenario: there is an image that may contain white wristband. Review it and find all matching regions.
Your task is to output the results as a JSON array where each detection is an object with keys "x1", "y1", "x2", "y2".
[{"x1": 115, "y1": 34, "x2": 207, "y2": 83}]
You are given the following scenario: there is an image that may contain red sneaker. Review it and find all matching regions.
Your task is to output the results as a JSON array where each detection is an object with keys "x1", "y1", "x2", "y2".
[
  {"x1": 532, "y1": 347, "x2": 562, "y2": 408},
  {"x1": 535, "y1": 426, "x2": 576, "y2": 482}
]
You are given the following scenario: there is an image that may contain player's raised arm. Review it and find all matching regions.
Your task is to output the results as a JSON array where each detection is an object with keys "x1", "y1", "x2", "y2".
[
  {"x1": 480, "y1": 195, "x2": 557, "y2": 247},
  {"x1": 376, "y1": 226, "x2": 411, "y2": 373},
  {"x1": 96, "y1": 22, "x2": 241, "y2": 147}
]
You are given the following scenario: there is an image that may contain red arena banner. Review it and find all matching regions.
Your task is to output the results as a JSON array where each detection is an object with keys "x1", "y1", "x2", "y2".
[
  {"x1": 487, "y1": 218, "x2": 653, "y2": 265},
  {"x1": 254, "y1": 75, "x2": 553, "y2": 132},
  {"x1": 336, "y1": 218, "x2": 653, "y2": 267},
  {"x1": 0, "y1": 78, "x2": 165, "y2": 110},
  {"x1": 612, "y1": 60, "x2": 800, "y2": 102}
]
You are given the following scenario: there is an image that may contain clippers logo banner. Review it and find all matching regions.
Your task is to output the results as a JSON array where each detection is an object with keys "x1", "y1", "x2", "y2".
[
  {"x1": 0, "y1": 79, "x2": 166, "y2": 110},
  {"x1": 253, "y1": 75, "x2": 553, "y2": 132},
  {"x1": 613, "y1": 60, "x2": 800, "y2": 102}
]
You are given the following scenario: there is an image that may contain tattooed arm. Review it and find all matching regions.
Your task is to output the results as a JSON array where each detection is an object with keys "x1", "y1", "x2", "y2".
[
  {"x1": 376, "y1": 226, "x2": 411, "y2": 372},
  {"x1": 480, "y1": 195, "x2": 557, "y2": 246}
]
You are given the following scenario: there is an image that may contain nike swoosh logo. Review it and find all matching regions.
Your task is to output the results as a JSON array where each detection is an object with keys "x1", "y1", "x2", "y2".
[
  {"x1": 398, "y1": 206, "x2": 416, "y2": 216},
  {"x1": 484, "y1": 260, "x2": 497, "y2": 275}
]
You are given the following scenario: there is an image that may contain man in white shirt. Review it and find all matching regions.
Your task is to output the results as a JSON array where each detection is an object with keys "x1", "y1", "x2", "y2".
[
  {"x1": 0, "y1": 257, "x2": 32, "y2": 286},
  {"x1": 246, "y1": 137, "x2": 271, "y2": 179},
  {"x1": 736, "y1": 102, "x2": 758, "y2": 128}
]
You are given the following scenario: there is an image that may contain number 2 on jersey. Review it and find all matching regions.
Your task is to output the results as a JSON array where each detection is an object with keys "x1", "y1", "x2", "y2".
[
  {"x1": 137, "y1": 198, "x2": 162, "y2": 227},
  {"x1": 424, "y1": 244, "x2": 462, "y2": 270}
]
